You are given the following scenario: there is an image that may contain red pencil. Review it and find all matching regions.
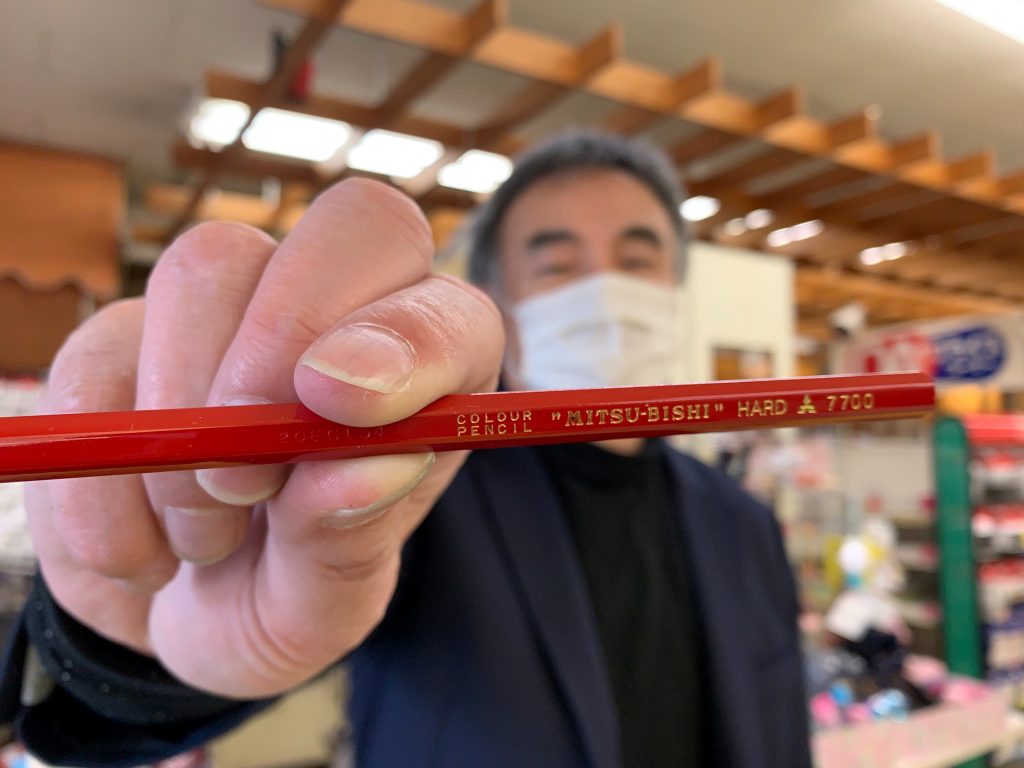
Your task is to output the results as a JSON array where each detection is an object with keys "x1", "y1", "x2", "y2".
[{"x1": 0, "y1": 372, "x2": 934, "y2": 483}]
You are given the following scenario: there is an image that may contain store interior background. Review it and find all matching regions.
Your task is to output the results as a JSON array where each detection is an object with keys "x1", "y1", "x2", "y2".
[{"x1": 1, "y1": 0, "x2": 1024, "y2": 765}]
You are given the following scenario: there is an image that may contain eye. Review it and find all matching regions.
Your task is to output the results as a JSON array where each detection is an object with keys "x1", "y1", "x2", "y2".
[
  {"x1": 534, "y1": 261, "x2": 573, "y2": 277},
  {"x1": 619, "y1": 252, "x2": 657, "y2": 272}
]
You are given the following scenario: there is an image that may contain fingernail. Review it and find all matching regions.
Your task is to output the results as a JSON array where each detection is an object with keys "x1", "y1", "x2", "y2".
[
  {"x1": 301, "y1": 323, "x2": 415, "y2": 394},
  {"x1": 323, "y1": 452, "x2": 435, "y2": 529},
  {"x1": 196, "y1": 465, "x2": 286, "y2": 507},
  {"x1": 164, "y1": 506, "x2": 247, "y2": 566}
]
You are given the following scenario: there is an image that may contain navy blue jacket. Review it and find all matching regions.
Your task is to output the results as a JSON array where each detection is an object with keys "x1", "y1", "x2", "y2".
[{"x1": 1, "y1": 444, "x2": 810, "y2": 767}]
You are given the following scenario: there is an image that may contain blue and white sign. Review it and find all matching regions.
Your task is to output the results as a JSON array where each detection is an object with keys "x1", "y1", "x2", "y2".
[{"x1": 836, "y1": 315, "x2": 1024, "y2": 389}]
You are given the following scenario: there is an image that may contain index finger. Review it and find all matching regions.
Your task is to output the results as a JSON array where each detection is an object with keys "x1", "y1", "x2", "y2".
[{"x1": 197, "y1": 179, "x2": 433, "y2": 504}]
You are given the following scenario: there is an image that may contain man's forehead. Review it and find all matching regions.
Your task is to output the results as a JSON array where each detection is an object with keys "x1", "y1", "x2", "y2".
[{"x1": 502, "y1": 171, "x2": 670, "y2": 231}]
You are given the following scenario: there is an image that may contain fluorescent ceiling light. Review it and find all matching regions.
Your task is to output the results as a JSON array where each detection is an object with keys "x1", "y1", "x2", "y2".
[
  {"x1": 679, "y1": 195, "x2": 721, "y2": 222},
  {"x1": 242, "y1": 108, "x2": 352, "y2": 162},
  {"x1": 437, "y1": 150, "x2": 513, "y2": 194},
  {"x1": 932, "y1": 0, "x2": 1024, "y2": 45},
  {"x1": 347, "y1": 130, "x2": 444, "y2": 179},
  {"x1": 744, "y1": 208, "x2": 775, "y2": 230},
  {"x1": 859, "y1": 241, "x2": 914, "y2": 266},
  {"x1": 722, "y1": 218, "x2": 748, "y2": 237},
  {"x1": 189, "y1": 98, "x2": 250, "y2": 149},
  {"x1": 766, "y1": 220, "x2": 824, "y2": 248}
]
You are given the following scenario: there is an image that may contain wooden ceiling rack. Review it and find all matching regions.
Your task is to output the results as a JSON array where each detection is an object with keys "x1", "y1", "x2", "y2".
[{"x1": 145, "y1": 0, "x2": 1024, "y2": 338}]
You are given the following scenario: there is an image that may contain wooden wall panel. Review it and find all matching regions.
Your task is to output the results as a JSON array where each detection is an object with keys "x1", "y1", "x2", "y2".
[
  {"x1": 0, "y1": 142, "x2": 123, "y2": 299},
  {"x1": 0, "y1": 278, "x2": 82, "y2": 373}
]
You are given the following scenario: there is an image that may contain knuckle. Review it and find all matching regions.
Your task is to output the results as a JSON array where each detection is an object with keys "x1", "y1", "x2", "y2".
[
  {"x1": 62, "y1": 529, "x2": 157, "y2": 580},
  {"x1": 47, "y1": 299, "x2": 143, "y2": 412},
  {"x1": 316, "y1": 540, "x2": 397, "y2": 585},
  {"x1": 245, "y1": 300, "x2": 322, "y2": 347},
  {"x1": 431, "y1": 273, "x2": 503, "y2": 329},
  {"x1": 418, "y1": 275, "x2": 505, "y2": 364},
  {"x1": 315, "y1": 178, "x2": 433, "y2": 269},
  {"x1": 152, "y1": 221, "x2": 274, "y2": 291}
]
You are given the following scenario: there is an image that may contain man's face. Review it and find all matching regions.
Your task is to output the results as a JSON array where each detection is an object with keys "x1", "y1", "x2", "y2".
[
  {"x1": 497, "y1": 169, "x2": 677, "y2": 303},
  {"x1": 494, "y1": 169, "x2": 679, "y2": 379}
]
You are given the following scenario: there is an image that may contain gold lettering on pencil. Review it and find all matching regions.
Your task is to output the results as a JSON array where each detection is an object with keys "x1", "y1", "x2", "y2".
[
  {"x1": 736, "y1": 399, "x2": 790, "y2": 418},
  {"x1": 586, "y1": 409, "x2": 594, "y2": 425},
  {"x1": 797, "y1": 395, "x2": 817, "y2": 415},
  {"x1": 566, "y1": 411, "x2": 583, "y2": 426},
  {"x1": 687, "y1": 404, "x2": 702, "y2": 420},
  {"x1": 703, "y1": 403, "x2": 711, "y2": 418},
  {"x1": 595, "y1": 408, "x2": 609, "y2": 425},
  {"x1": 453, "y1": 410, "x2": 537, "y2": 439},
  {"x1": 610, "y1": 408, "x2": 624, "y2": 425},
  {"x1": 648, "y1": 406, "x2": 660, "y2": 422},
  {"x1": 624, "y1": 407, "x2": 641, "y2": 424},
  {"x1": 672, "y1": 404, "x2": 685, "y2": 421}
]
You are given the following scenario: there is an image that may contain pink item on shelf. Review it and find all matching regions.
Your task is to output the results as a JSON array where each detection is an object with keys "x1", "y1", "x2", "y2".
[
  {"x1": 811, "y1": 691, "x2": 843, "y2": 728},
  {"x1": 942, "y1": 677, "x2": 990, "y2": 704},
  {"x1": 847, "y1": 703, "x2": 872, "y2": 724}
]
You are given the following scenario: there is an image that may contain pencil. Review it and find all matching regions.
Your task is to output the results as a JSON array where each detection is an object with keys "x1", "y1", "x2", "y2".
[{"x1": 0, "y1": 372, "x2": 934, "y2": 483}]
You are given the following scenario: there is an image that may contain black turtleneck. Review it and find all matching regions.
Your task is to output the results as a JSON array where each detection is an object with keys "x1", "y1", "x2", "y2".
[{"x1": 536, "y1": 440, "x2": 706, "y2": 768}]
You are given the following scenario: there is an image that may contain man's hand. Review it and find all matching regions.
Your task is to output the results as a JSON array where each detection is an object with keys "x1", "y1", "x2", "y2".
[{"x1": 25, "y1": 179, "x2": 504, "y2": 699}]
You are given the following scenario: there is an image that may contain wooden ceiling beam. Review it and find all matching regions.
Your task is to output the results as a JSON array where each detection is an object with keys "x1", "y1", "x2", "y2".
[
  {"x1": 690, "y1": 147, "x2": 806, "y2": 196},
  {"x1": 949, "y1": 150, "x2": 995, "y2": 184},
  {"x1": 761, "y1": 108, "x2": 876, "y2": 156},
  {"x1": 599, "y1": 56, "x2": 721, "y2": 136},
  {"x1": 669, "y1": 129, "x2": 743, "y2": 168},
  {"x1": 205, "y1": 70, "x2": 467, "y2": 146},
  {"x1": 759, "y1": 166, "x2": 866, "y2": 207},
  {"x1": 1000, "y1": 170, "x2": 1024, "y2": 197},
  {"x1": 258, "y1": 0, "x2": 1024, "y2": 216},
  {"x1": 795, "y1": 264, "x2": 1020, "y2": 316},
  {"x1": 710, "y1": 182, "x2": 1021, "y2": 296},
  {"x1": 166, "y1": 0, "x2": 352, "y2": 242},
  {"x1": 266, "y1": 182, "x2": 314, "y2": 234},
  {"x1": 173, "y1": 141, "x2": 326, "y2": 185},
  {"x1": 372, "y1": 0, "x2": 504, "y2": 125},
  {"x1": 471, "y1": 22, "x2": 622, "y2": 155},
  {"x1": 810, "y1": 182, "x2": 930, "y2": 219},
  {"x1": 148, "y1": 183, "x2": 279, "y2": 227}
]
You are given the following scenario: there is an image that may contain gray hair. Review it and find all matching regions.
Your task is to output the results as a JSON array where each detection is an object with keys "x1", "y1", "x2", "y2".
[{"x1": 466, "y1": 130, "x2": 689, "y2": 289}]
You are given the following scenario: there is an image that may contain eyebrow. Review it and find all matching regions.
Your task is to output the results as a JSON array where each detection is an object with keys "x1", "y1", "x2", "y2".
[
  {"x1": 620, "y1": 225, "x2": 663, "y2": 248},
  {"x1": 525, "y1": 229, "x2": 580, "y2": 251}
]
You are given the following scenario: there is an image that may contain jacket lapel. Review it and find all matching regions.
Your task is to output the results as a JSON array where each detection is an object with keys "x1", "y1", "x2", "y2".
[
  {"x1": 471, "y1": 447, "x2": 620, "y2": 768},
  {"x1": 664, "y1": 450, "x2": 765, "y2": 768}
]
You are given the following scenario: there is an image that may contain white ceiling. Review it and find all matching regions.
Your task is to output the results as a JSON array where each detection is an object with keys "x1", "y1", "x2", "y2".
[{"x1": 1, "y1": 0, "x2": 1022, "y2": 196}]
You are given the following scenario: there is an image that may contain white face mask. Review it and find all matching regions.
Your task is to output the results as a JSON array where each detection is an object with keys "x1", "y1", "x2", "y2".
[{"x1": 508, "y1": 272, "x2": 684, "y2": 390}]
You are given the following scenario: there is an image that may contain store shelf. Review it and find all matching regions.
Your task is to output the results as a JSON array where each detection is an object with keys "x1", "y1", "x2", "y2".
[
  {"x1": 889, "y1": 515, "x2": 935, "y2": 531},
  {"x1": 896, "y1": 600, "x2": 942, "y2": 630},
  {"x1": 813, "y1": 684, "x2": 1010, "y2": 768},
  {"x1": 896, "y1": 544, "x2": 939, "y2": 573}
]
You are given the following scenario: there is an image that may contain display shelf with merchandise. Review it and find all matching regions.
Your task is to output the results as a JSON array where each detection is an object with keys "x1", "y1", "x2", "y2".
[{"x1": 813, "y1": 675, "x2": 1012, "y2": 768}]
